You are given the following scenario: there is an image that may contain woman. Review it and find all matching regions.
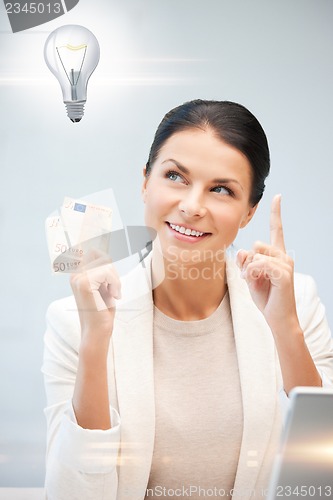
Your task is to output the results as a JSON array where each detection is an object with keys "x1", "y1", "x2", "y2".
[{"x1": 42, "y1": 100, "x2": 333, "y2": 500}]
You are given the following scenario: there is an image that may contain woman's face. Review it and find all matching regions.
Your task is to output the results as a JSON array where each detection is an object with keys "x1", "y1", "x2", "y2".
[{"x1": 142, "y1": 128, "x2": 257, "y2": 264}]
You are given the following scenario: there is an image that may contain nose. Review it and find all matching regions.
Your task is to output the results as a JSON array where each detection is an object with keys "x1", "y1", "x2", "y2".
[{"x1": 178, "y1": 188, "x2": 207, "y2": 218}]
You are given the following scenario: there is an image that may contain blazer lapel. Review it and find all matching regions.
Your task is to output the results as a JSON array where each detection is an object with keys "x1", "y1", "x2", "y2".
[
  {"x1": 226, "y1": 258, "x2": 280, "y2": 499},
  {"x1": 112, "y1": 254, "x2": 156, "y2": 500}
]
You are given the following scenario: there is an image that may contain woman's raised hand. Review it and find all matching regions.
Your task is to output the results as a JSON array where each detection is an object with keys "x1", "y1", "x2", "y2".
[
  {"x1": 70, "y1": 251, "x2": 121, "y2": 429},
  {"x1": 70, "y1": 251, "x2": 122, "y2": 340},
  {"x1": 236, "y1": 195, "x2": 299, "y2": 334}
]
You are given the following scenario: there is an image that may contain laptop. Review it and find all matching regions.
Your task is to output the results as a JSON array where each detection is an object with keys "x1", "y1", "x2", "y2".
[{"x1": 267, "y1": 387, "x2": 333, "y2": 499}]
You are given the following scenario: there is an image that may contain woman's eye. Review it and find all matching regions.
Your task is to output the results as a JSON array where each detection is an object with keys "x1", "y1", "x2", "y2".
[
  {"x1": 166, "y1": 170, "x2": 183, "y2": 183},
  {"x1": 211, "y1": 185, "x2": 232, "y2": 195}
]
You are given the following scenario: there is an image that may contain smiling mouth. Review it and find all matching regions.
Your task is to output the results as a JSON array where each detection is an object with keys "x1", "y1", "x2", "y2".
[{"x1": 166, "y1": 222, "x2": 210, "y2": 238}]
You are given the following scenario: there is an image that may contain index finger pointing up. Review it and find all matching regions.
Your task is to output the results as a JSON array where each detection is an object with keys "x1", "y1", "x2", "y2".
[{"x1": 270, "y1": 194, "x2": 286, "y2": 251}]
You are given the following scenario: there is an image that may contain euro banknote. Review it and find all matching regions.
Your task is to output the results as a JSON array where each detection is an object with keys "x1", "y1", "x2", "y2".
[{"x1": 46, "y1": 196, "x2": 112, "y2": 274}]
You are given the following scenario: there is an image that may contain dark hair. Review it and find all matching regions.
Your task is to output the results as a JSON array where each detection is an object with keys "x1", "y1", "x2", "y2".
[{"x1": 146, "y1": 99, "x2": 270, "y2": 206}]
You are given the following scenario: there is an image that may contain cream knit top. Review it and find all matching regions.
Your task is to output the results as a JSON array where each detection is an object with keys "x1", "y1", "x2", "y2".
[{"x1": 145, "y1": 291, "x2": 243, "y2": 499}]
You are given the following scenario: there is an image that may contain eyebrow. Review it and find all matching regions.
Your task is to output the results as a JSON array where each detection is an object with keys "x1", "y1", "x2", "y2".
[{"x1": 161, "y1": 159, "x2": 244, "y2": 190}]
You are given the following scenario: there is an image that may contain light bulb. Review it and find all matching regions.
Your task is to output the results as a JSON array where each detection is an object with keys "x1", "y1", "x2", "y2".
[{"x1": 44, "y1": 25, "x2": 100, "y2": 122}]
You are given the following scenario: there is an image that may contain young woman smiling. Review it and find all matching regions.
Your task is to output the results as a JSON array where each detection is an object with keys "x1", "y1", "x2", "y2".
[{"x1": 43, "y1": 100, "x2": 333, "y2": 500}]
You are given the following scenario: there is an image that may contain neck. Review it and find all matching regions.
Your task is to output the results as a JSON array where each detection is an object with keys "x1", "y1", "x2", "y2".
[{"x1": 151, "y1": 247, "x2": 228, "y2": 320}]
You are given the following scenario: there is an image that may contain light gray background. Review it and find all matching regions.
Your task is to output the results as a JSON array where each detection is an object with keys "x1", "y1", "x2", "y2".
[{"x1": 0, "y1": 0, "x2": 332, "y2": 487}]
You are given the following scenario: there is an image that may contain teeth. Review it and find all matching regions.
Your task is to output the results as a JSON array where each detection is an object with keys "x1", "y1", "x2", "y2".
[{"x1": 169, "y1": 223, "x2": 205, "y2": 237}]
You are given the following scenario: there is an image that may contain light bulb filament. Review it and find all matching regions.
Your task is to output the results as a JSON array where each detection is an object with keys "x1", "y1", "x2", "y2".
[
  {"x1": 55, "y1": 45, "x2": 88, "y2": 100},
  {"x1": 59, "y1": 44, "x2": 87, "y2": 51}
]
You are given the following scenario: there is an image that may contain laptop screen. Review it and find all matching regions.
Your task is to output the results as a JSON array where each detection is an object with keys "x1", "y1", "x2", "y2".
[{"x1": 267, "y1": 387, "x2": 333, "y2": 500}]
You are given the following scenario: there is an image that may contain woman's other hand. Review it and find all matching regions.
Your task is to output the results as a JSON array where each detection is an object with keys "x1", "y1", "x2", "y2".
[{"x1": 236, "y1": 195, "x2": 298, "y2": 334}]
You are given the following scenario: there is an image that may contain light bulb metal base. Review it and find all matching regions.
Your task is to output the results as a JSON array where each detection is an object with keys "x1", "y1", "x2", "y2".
[{"x1": 64, "y1": 101, "x2": 85, "y2": 123}]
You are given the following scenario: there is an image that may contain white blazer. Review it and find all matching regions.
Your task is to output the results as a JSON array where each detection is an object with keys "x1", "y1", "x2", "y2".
[{"x1": 42, "y1": 253, "x2": 333, "y2": 500}]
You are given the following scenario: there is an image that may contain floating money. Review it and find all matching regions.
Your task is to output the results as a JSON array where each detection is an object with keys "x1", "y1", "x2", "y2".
[
  {"x1": 46, "y1": 195, "x2": 158, "y2": 275},
  {"x1": 46, "y1": 197, "x2": 113, "y2": 274}
]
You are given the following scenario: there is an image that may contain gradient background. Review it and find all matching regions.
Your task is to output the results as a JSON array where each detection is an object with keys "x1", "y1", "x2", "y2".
[{"x1": 0, "y1": 0, "x2": 332, "y2": 489}]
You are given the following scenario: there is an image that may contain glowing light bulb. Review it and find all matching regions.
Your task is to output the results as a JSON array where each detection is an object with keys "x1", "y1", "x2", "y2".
[{"x1": 44, "y1": 25, "x2": 100, "y2": 122}]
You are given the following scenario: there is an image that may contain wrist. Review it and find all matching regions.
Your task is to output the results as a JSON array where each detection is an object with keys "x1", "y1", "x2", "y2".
[
  {"x1": 79, "y1": 335, "x2": 111, "y2": 361},
  {"x1": 272, "y1": 322, "x2": 304, "y2": 352},
  {"x1": 269, "y1": 314, "x2": 302, "y2": 339}
]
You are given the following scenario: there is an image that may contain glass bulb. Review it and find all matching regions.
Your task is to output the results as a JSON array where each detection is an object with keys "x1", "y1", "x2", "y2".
[{"x1": 44, "y1": 25, "x2": 100, "y2": 122}]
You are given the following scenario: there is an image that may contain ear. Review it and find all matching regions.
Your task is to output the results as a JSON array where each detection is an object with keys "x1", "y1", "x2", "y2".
[
  {"x1": 239, "y1": 203, "x2": 258, "y2": 228},
  {"x1": 141, "y1": 165, "x2": 148, "y2": 203}
]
